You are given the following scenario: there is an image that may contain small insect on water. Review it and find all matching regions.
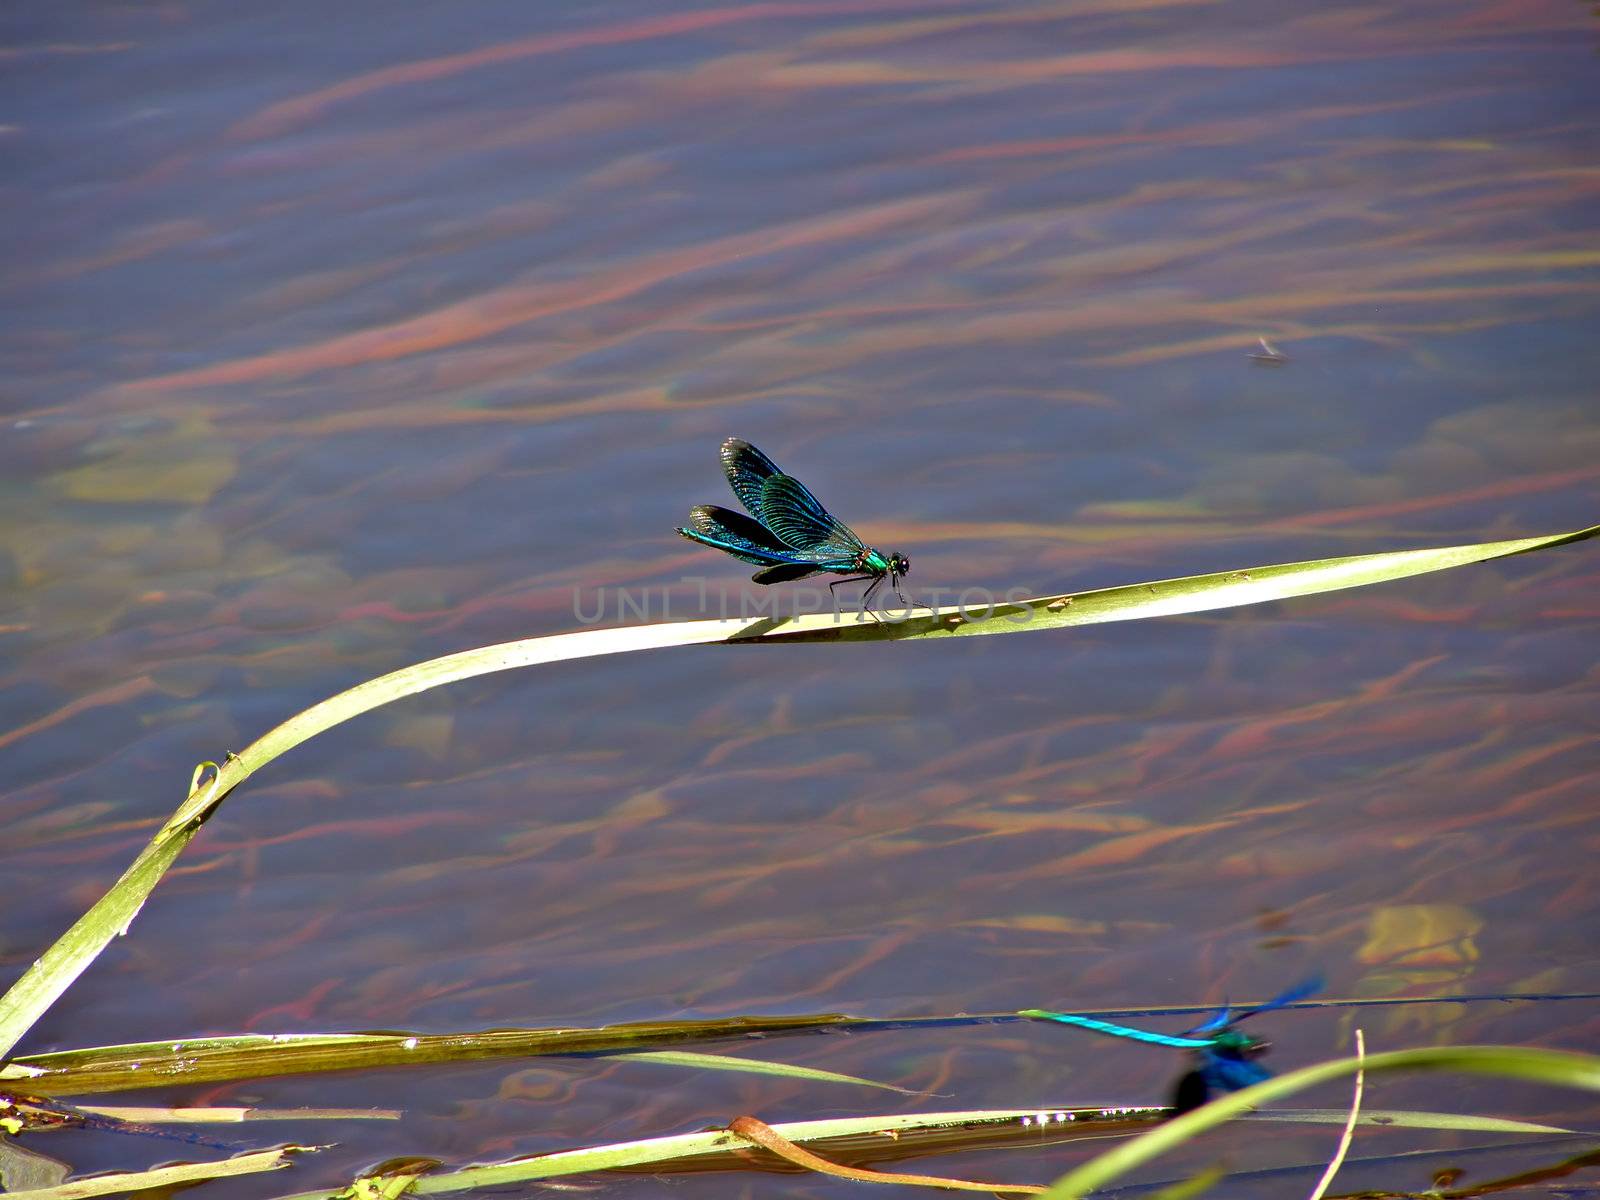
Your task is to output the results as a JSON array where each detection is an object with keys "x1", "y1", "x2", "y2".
[
  {"x1": 677, "y1": 438, "x2": 910, "y2": 615},
  {"x1": 1021, "y1": 975, "x2": 1323, "y2": 1116},
  {"x1": 1248, "y1": 336, "x2": 1288, "y2": 364}
]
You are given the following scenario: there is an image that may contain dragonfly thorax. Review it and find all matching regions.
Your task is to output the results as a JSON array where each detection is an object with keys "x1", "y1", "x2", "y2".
[
  {"x1": 863, "y1": 549, "x2": 909, "y2": 577},
  {"x1": 1210, "y1": 1029, "x2": 1269, "y2": 1058}
]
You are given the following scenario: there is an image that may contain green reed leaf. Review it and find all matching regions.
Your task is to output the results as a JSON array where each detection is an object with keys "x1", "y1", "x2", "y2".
[
  {"x1": 2, "y1": 522, "x2": 1593, "y2": 1057},
  {"x1": 255, "y1": 1108, "x2": 1140, "y2": 1200},
  {"x1": 257, "y1": 1094, "x2": 1581, "y2": 1200},
  {"x1": 0, "y1": 1018, "x2": 906, "y2": 1096}
]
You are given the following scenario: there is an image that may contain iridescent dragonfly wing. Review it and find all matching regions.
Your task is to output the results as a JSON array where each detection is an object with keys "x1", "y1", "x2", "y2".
[
  {"x1": 719, "y1": 438, "x2": 786, "y2": 520},
  {"x1": 679, "y1": 505, "x2": 825, "y2": 576},
  {"x1": 753, "y1": 562, "x2": 828, "y2": 584},
  {"x1": 720, "y1": 439, "x2": 865, "y2": 557},
  {"x1": 1187, "y1": 974, "x2": 1324, "y2": 1035},
  {"x1": 759, "y1": 474, "x2": 867, "y2": 561}
]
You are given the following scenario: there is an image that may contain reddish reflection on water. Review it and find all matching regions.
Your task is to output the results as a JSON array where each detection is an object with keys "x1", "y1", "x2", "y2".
[{"x1": 3, "y1": 1, "x2": 1598, "y2": 1194}]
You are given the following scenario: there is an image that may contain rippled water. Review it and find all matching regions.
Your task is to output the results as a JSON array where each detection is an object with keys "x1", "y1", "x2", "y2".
[{"x1": 3, "y1": 2, "x2": 1598, "y2": 1194}]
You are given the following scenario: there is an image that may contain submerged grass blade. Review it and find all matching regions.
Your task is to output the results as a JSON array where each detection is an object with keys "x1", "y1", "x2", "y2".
[
  {"x1": 1128, "y1": 1136, "x2": 1598, "y2": 1198},
  {"x1": 0, "y1": 1141, "x2": 69, "y2": 1192},
  {"x1": 1147, "y1": 1164, "x2": 1225, "y2": 1200},
  {"x1": 1039, "y1": 1045, "x2": 1600, "y2": 1199},
  {"x1": 2, "y1": 522, "x2": 1593, "y2": 1058},
  {"x1": 1250, "y1": 1109, "x2": 1572, "y2": 1134},
  {"x1": 0, "y1": 1145, "x2": 317, "y2": 1200},
  {"x1": 598, "y1": 1050, "x2": 917, "y2": 1092},
  {"x1": 75, "y1": 1104, "x2": 399, "y2": 1125}
]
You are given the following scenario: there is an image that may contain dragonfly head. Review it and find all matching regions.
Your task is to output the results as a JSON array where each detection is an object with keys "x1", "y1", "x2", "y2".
[{"x1": 889, "y1": 552, "x2": 910, "y2": 579}]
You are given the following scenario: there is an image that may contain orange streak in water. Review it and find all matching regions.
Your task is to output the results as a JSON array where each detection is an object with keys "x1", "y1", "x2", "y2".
[
  {"x1": 920, "y1": 95, "x2": 1428, "y2": 165},
  {"x1": 243, "y1": 978, "x2": 341, "y2": 1028},
  {"x1": 0, "y1": 677, "x2": 156, "y2": 752},
  {"x1": 108, "y1": 191, "x2": 963, "y2": 397},
  {"x1": 230, "y1": 1, "x2": 950, "y2": 142},
  {"x1": 1209, "y1": 655, "x2": 1446, "y2": 760},
  {"x1": 802, "y1": 930, "x2": 916, "y2": 999},
  {"x1": 204, "y1": 812, "x2": 474, "y2": 853},
  {"x1": 1470, "y1": 733, "x2": 1597, "y2": 791},
  {"x1": 1310, "y1": 596, "x2": 1480, "y2": 624},
  {"x1": 1274, "y1": 464, "x2": 1600, "y2": 528},
  {"x1": 1004, "y1": 819, "x2": 1243, "y2": 881}
]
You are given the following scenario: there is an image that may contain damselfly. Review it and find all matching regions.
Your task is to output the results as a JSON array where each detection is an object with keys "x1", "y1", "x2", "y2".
[
  {"x1": 677, "y1": 438, "x2": 910, "y2": 613},
  {"x1": 1022, "y1": 976, "x2": 1323, "y2": 1113}
]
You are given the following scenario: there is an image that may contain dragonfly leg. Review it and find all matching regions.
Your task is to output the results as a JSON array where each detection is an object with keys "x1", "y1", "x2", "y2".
[
  {"x1": 828, "y1": 576, "x2": 872, "y2": 596},
  {"x1": 861, "y1": 574, "x2": 885, "y2": 621},
  {"x1": 832, "y1": 579, "x2": 883, "y2": 624}
]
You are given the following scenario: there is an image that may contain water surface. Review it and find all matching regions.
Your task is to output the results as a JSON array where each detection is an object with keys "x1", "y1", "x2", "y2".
[{"x1": 3, "y1": 1, "x2": 1598, "y2": 1194}]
